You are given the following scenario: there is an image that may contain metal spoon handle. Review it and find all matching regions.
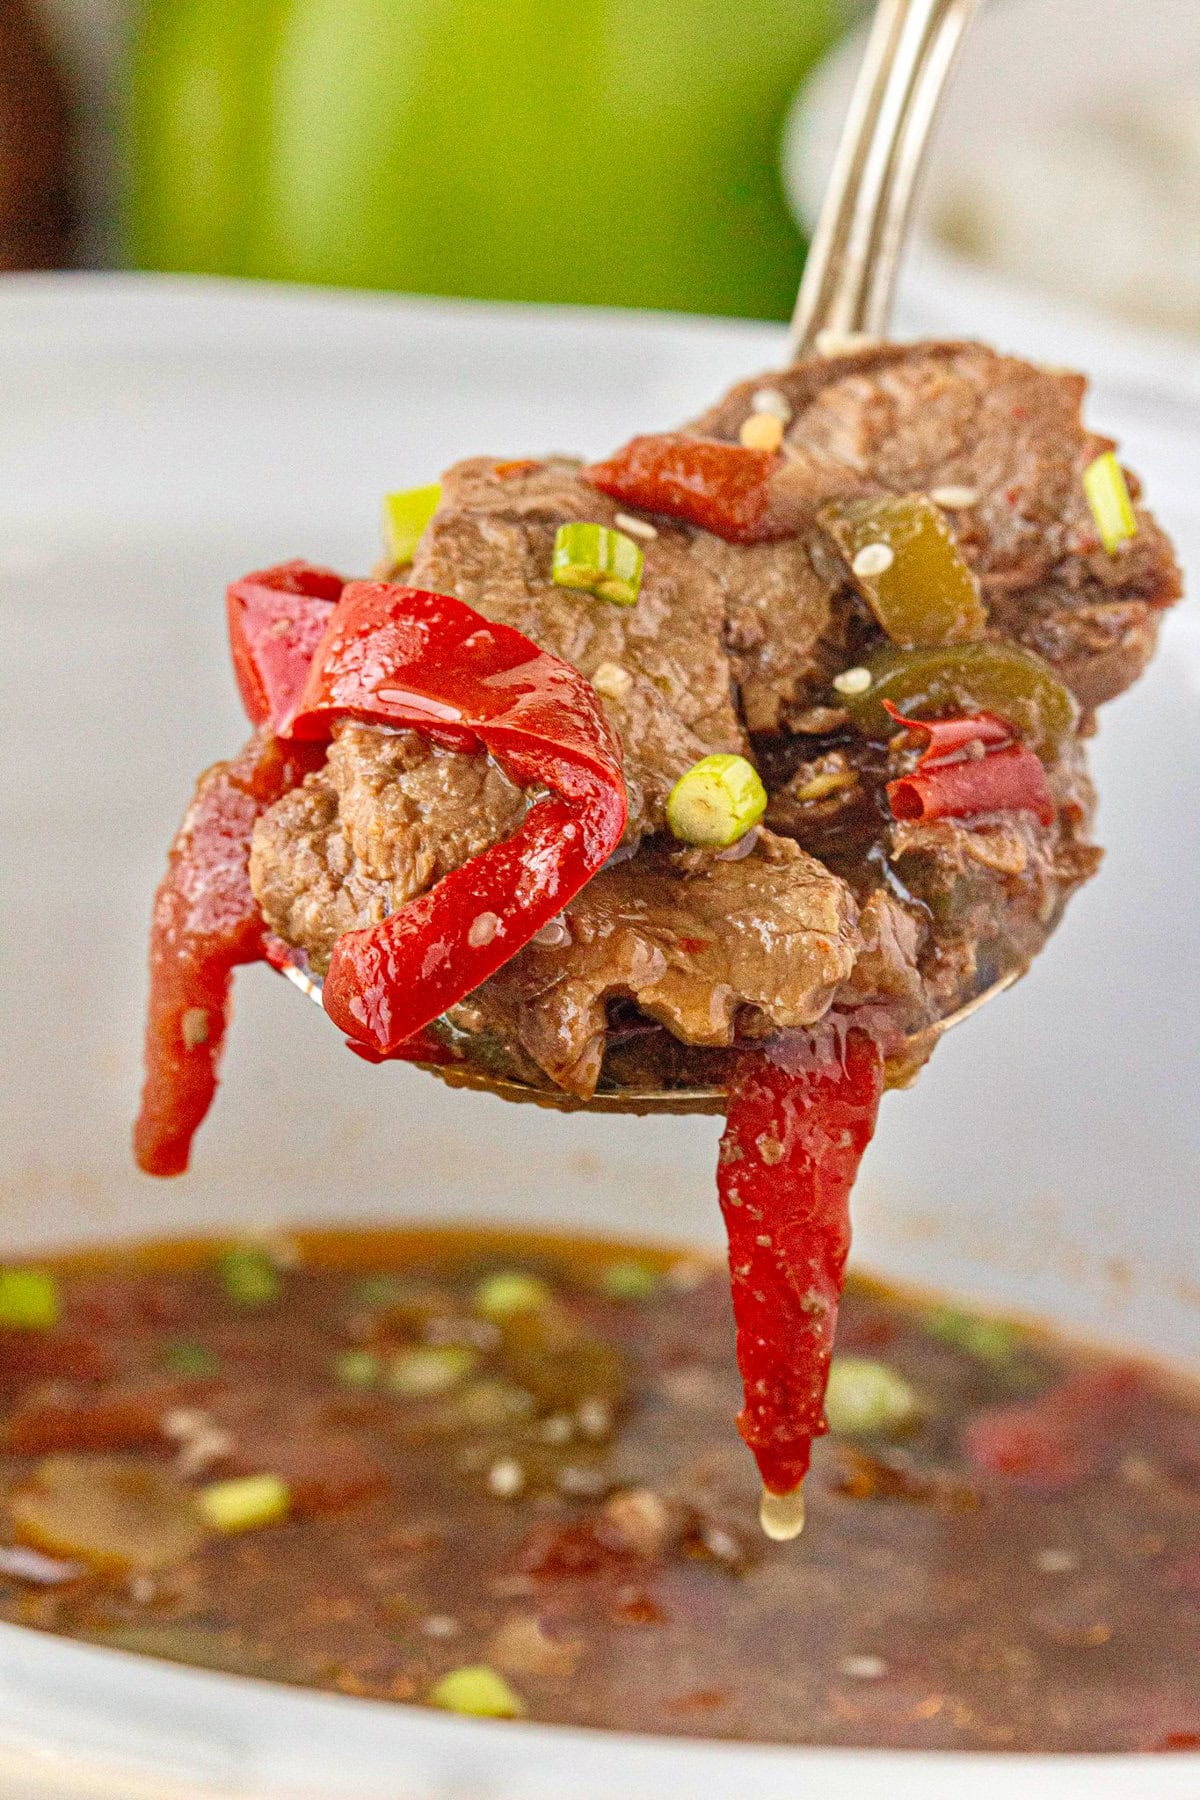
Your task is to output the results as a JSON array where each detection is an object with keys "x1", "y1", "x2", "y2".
[{"x1": 790, "y1": 0, "x2": 981, "y2": 357}]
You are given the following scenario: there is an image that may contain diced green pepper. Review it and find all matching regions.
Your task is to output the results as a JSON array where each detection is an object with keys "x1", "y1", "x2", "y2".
[
  {"x1": 383, "y1": 484, "x2": 441, "y2": 568},
  {"x1": 839, "y1": 641, "x2": 1079, "y2": 762},
  {"x1": 1083, "y1": 452, "x2": 1138, "y2": 555},
  {"x1": 823, "y1": 1356, "x2": 921, "y2": 1435},
  {"x1": 666, "y1": 753, "x2": 767, "y2": 849},
  {"x1": 0, "y1": 1270, "x2": 61, "y2": 1331},
  {"x1": 197, "y1": 1474, "x2": 292, "y2": 1534},
  {"x1": 821, "y1": 493, "x2": 987, "y2": 647},
  {"x1": 428, "y1": 1664, "x2": 526, "y2": 1718},
  {"x1": 217, "y1": 1246, "x2": 281, "y2": 1309},
  {"x1": 552, "y1": 522, "x2": 644, "y2": 606}
]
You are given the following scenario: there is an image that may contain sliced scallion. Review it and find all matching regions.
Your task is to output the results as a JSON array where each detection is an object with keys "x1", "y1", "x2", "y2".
[
  {"x1": 428, "y1": 1664, "x2": 526, "y2": 1718},
  {"x1": 0, "y1": 1269, "x2": 61, "y2": 1332},
  {"x1": 552, "y1": 522, "x2": 644, "y2": 607},
  {"x1": 160, "y1": 1339, "x2": 220, "y2": 1377},
  {"x1": 383, "y1": 483, "x2": 441, "y2": 568},
  {"x1": 472, "y1": 1271, "x2": 552, "y2": 1320},
  {"x1": 217, "y1": 1246, "x2": 280, "y2": 1310},
  {"x1": 197, "y1": 1474, "x2": 292, "y2": 1534},
  {"x1": 600, "y1": 1261, "x2": 660, "y2": 1302},
  {"x1": 1083, "y1": 452, "x2": 1138, "y2": 555},
  {"x1": 666, "y1": 754, "x2": 767, "y2": 849},
  {"x1": 823, "y1": 1357, "x2": 920, "y2": 1436}
]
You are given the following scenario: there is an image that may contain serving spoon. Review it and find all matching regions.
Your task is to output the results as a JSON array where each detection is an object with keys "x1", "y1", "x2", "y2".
[{"x1": 282, "y1": 0, "x2": 1005, "y2": 1113}]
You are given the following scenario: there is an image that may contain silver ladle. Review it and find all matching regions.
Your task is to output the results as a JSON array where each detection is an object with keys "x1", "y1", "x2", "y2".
[{"x1": 283, "y1": 0, "x2": 1005, "y2": 1112}]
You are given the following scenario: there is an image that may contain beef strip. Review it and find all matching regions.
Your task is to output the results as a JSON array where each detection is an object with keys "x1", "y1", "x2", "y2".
[
  {"x1": 250, "y1": 722, "x2": 527, "y2": 972},
  {"x1": 693, "y1": 341, "x2": 1182, "y2": 715},
  {"x1": 409, "y1": 456, "x2": 745, "y2": 838},
  {"x1": 248, "y1": 340, "x2": 1177, "y2": 1099}
]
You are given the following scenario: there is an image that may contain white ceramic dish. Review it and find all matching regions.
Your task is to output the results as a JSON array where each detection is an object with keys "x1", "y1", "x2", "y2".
[
  {"x1": 0, "y1": 273, "x2": 1196, "y2": 1797},
  {"x1": 785, "y1": 0, "x2": 1200, "y2": 410}
]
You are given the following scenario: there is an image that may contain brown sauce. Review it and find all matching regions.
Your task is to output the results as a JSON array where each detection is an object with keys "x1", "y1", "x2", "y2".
[{"x1": 0, "y1": 1226, "x2": 1196, "y2": 1753}]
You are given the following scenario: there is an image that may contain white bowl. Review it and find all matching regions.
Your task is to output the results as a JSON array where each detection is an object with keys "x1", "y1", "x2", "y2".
[
  {"x1": 785, "y1": 0, "x2": 1200, "y2": 409},
  {"x1": 0, "y1": 273, "x2": 1196, "y2": 1797}
]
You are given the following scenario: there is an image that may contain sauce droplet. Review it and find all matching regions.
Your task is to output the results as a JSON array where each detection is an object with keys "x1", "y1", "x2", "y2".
[{"x1": 759, "y1": 1485, "x2": 806, "y2": 1541}]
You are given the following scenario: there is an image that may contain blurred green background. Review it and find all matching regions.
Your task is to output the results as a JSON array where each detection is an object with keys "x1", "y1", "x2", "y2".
[{"x1": 126, "y1": 0, "x2": 851, "y2": 319}]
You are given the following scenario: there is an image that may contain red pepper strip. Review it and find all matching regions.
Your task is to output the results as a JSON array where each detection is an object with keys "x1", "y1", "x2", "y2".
[
  {"x1": 888, "y1": 744, "x2": 1055, "y2": 826},
  {"x1": 584, "y1": 434, "x2": 785, "y2": 543},
  {"x1": 133, "y1": 734, "x2": 323, "y2": 1177},
  {"x1": 881, "y1": 699, "x2": 1012, "y2": 761},
  {"x1": 285, "y1": 582, "x2": 627, "y2": 1053},
  {"x1": 226, "y1": 560, "x2": 345, "y2": 732},
  {"x1": 883, "y1": 702, "x2": 1056, "y2": 828},
  {"x1": 717, "y1": 1031, "x2": 885, "y2": 1499}
]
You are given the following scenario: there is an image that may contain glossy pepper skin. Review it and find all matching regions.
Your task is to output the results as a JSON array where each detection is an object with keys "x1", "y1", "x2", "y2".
[
  {"x1": 133, "y1": 734, "x2": 323, "y2": 1177},
  {"x1": 884, "y1": 703, "x2": 1056, "y2": 828},
  {"x1": 717, "y1": 1031, "x2": 885, "y2": 1498},
  {"x1": 285, "y1": 581, "x2": 627, "y2": 1053},
  {"x1": 585, "y1": 435, "x2": 785, "y2": 543},
  {"x1": 226, "y1": 561, "x2": 344, "y2": 731}
]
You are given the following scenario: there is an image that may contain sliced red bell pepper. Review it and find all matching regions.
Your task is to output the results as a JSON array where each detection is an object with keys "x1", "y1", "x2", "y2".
[
  {"x1": 584, "y1": 434, "x2": 785, "y2": 543},
  {"x1": 285, "y1": 581, "x2": 627, "y2": 1053},
  {"x1": 717, "y1": 1030, "x2": 885, "y2": 1501},
  {"x1": 883, "y1": 701, "x2": 1056, "y2": 828},
  {"x1": 133, "y1": 734, "x2": 323, "y2": 1177},
  {"x1": 226, "y1": 560, "x2": 345, "y2": 732}
]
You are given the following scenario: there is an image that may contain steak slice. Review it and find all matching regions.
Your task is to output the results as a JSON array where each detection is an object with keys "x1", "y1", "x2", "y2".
[
  {"x1": 692, "y1": 340, "x2": 1182, "y2": 716},
  {"x1": 250, "y1": 722, "x2": 526, "y2": 972},
  {"x1": 409, "y1": 456, "x2": 744, "y2": 838}
]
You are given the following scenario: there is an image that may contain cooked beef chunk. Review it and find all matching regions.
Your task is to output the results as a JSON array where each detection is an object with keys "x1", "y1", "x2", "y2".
[
  {"x1": 693, "y1": 341, "x2": 1182, "y2": 714},
  {"x1": 409, "y1": 457, "x2": 744, "y2": 838},
  {"x1": 458, "y1": 831, "x2": 860, "y2": 1097},
  {"x1": 250, "y1": 723, "x2": 526, "y2": 972},
  {"x1": 248, "y1": 340, "x2": 1178, "y2": 1101}
]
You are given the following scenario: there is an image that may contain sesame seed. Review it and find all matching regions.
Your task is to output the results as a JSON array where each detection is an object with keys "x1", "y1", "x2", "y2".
[
  {"x1": 814, "y1": 329, "x2": 880, "y2": 359},
  {"x1": 739, "y1": 412, "x2": 785, "y2": 453},
  {"x1": 614, "y1": 511, "x2": 658, "y2": 540},
  {"x1": 852, "y1": 541, "x2": 895, "y2": 579},
  {"x1": 1036, "y1": 1548, "x2": 1079, "y2": 1575},
  {"x1": 833, "y1": 666, "x2": 872, "y2": 697},
  {"x1": 468, "y1": 911, "x2": 500, "y2": 948},
  {"x1": 486, "y1": 1458, "x2": 525, "y2": 1499},
  {"x1": 128, "y1": 1575, "x2": 156, "y2": 1606},
  {"x1": 421, "y1": 1613, "x2": 460, "y2": 1638},
  {"x1": 538, "y1": 1413, "x2": 574, "y2": 1444},
  {"x1": 591, "y1": 660, "x2": 634, "y2": 702},
  {"x1": 576, "y1": 1399, "x2": 612, "y2": 1440},
  {"x1": 181, "y1": 1007, "x2": 210, "y2": 1049},
  {"x1": 931, "y1": 484, "x2": 980, "y2": 510},
  {"x1": 839, "y1": 1654, "x2": 888, "y2": 1680},
  {"x1": 531, "y1": 915, "x2": 571, "y2": 949},
  {"x1": 750, "y1": 387, "x2": 793, "y2": 423},
  {"x1": 558, "y1": 1465, "x2": 608, "y2": 1498}
]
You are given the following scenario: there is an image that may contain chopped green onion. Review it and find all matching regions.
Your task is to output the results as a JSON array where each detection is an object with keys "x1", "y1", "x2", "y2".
[
  {"x1": 332, "y1": 1349, "x2": 380, "y2": 1389},
  {"x1": 923, "y1": 1305, "x2": 1022, "y2": 1365},
  {"x1": 599, "y1": 1260, "x2": 660, "y2": 1302},
  {"x1": 552, "y1": 522, "x2": 644, "y2": 607},
  {"x1": 823, "y1": 1357, "x2": 920, "y2": 1436},
  {"x1": 1084, "y1": 452, "x2": 1138, "y2": 555},
  {"x1": 666, "y1": 754, "x2": 767, "y2": 849},
  {"x1": 383, "y1": 483, "x2": 441, "y2": 568},
  {"x1": 197, "y1": 1474, "x2": 292, "y2": 1534},
  {"x1": 160, "y1": 1340, "x2": 220, "y2": 1378},
  {"x1": 350, "y1": 1274, "x2": 406, "y2": 1310},
  {"x1": 217, "y1": 1246, "x2": 280, "y2": 1310},
  {"x1": 387, "y1": 1344, "x2": 476, "y2": 1398},
  {"x1": 428, "y1": 1664, "x2": 526, "y2": 1718},
  {"x1": 0, "y1": 1269, "x2": 61, "y2": 1332},
  {"x1": 472, "y1": 1271, "x2": 553, "y2": 1320}
]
